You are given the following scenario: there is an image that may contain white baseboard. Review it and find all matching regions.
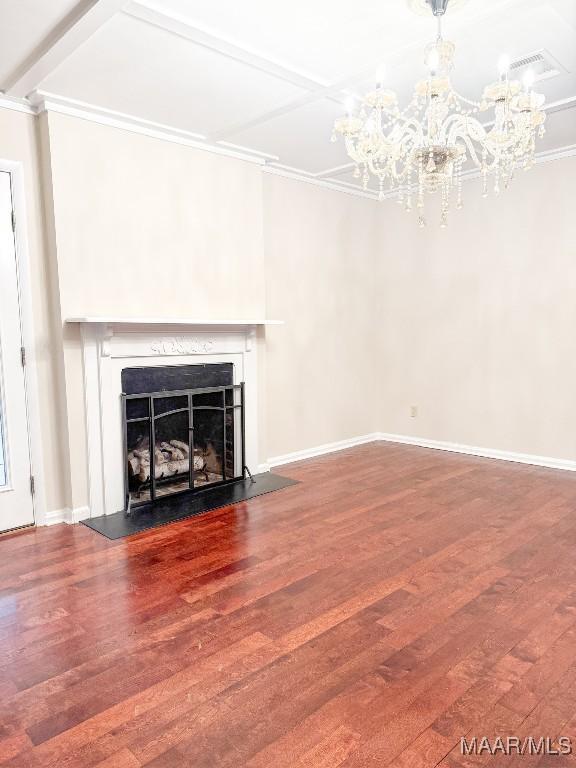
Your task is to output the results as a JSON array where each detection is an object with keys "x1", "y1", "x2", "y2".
[
  {"x1": 39, "y1": 436, "x2": 575, "y2": 528},
  {"x1": 41, "y1": 505, "x2": 91, "y2": 526},
  {"x1": 266, "y1": 432, "x2": 576, "y2": 474},
  {"x1": 267, "y1": 433, "x2": 381, "y2": 468},
  {"x1": 377, "y1": 433, "x2": 576, "y2": 472},
  {"x1": 70, "y1": 506, "x2": 90, "y2": 523},
  {"x1": 42, "y1": 508, "x2": 69, "y2": 526}
]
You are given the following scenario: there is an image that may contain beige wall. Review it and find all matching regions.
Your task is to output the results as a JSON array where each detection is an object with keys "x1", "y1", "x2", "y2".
[
  {"x1": 263, "y1": 173, "x2": 381, "y2": 459},
  {"x1": 0, "y1": 107, "x2": 67, "y2": 515},
  {"x1": 45, "y1": 112, "x2": 266, "y2": 321},
  {"x1": 376, "y1": 156, "x2": 576, "y2": 461}
]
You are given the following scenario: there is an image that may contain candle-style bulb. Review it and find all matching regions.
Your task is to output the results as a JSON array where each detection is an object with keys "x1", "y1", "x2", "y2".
[
  {"x1": 523, "y1": 69, "x2": 535, "y2": 91},
  {"x1": 498, "y1": 54, "x2": 510, "y2": 79},
  {"x1": 427, "y1": 47, "x2": 440, "y2": 74}
]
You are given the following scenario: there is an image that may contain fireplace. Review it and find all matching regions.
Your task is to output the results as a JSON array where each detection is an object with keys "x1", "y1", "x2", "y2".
[
  {"x1": 121, "y1": 363, "x2": 247, "y2": 510},
  {"x1": 73, "y1": 320, "x2": 265, "y2": 520}
]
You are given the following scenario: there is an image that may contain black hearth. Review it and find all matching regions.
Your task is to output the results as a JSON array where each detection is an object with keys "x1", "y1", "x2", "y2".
[{"x1": 121, "y1": 363, "x2": 248, "y2": 512}]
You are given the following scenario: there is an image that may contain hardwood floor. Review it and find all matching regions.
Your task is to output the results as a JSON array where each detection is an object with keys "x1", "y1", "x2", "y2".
[{"x1": 2, "y1": 442, "x2": 576, "y2": 767}]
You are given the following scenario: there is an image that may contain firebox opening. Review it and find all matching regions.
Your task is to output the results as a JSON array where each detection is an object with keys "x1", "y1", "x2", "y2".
[{"x1": 121, "y1": 364, "x2": 244, "y2": 509}]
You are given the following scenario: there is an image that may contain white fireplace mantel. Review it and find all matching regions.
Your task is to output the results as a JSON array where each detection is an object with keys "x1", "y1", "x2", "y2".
[
  {"x1": 66, "y1": 317, "x2": 283, "y2": 326},
  {"x1": 75, "y1": 319, "x2": 271, "y2": 520}
]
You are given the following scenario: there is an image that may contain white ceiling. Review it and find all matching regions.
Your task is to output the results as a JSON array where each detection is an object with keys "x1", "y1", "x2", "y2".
[
  {"x1": 0, "y1": 0, "x2": 82, "y2": 84},
  {"x1": 1, "y1": 0, "x2": 575, "y2": 195}
]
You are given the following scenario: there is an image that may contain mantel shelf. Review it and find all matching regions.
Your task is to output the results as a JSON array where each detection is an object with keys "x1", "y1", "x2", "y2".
[{"x1": 65, "y1": 317, "x2": 283, "y2": 326}]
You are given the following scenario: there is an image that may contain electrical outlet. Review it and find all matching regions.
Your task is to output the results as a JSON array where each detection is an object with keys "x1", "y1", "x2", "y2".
[{"x1": 410, "y1": 405, "x2": 418, "y2": 418}]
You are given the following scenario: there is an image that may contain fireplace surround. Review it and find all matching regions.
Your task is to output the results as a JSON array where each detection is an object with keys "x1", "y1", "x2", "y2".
[{"x1": 72, "y1": 319, "x2": 275, "y2": 520}]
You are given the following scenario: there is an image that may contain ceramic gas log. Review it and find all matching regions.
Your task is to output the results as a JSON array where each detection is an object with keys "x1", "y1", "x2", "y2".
[{"x1": 128, "y1": 439, "x2": 212, "y2": 484}]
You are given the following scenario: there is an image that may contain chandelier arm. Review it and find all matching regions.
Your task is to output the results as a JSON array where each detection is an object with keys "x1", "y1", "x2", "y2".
[
  {"x1": 344, "y1": 137, "x2": 363, "y2": 164},
  {"x1": 461, "y1": 122, "x2": 500, "y2": 161},
  {"x1": 452, "y1": 133, "x2": 484, "y2": 167},
  {"x1": 392, "y1": 117, "x2": 425, "y2": 143},
  {"x1": 441, "y1": 113, "x2": 472, "y2": 143},
  {"x1": 445, "y1": 116, "x2": 490, "y2": 150},
  {"x1": 483, "y1": 117, "x2": 528, "y2": 156},
  {"x1": 464, "y1": 134, "x2": 513, "y2": 171}
]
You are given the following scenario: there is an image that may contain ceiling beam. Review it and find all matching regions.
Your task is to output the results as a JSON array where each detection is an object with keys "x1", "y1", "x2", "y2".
[
  {"x1": 3, "y1": 0, "x2": 128, "y2": 98},
  {"x1": 125, "y1": 0, "x2": 328, "y2": 93}
]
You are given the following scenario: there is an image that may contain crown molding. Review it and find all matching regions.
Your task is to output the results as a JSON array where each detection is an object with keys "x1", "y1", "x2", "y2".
[
  {"x1": 545, "y1": 95, "x2": 576, "y2": 114},
  {"x1": 0, "y1": 90, "x2": 373, "y2": 197},
  {"x1": 533, "y1": 143, "x2": 576, "y2": 163},
  {"x1": 28, "y1": 91, "x2": 379, "y2": 197},
  {"x1": 30, "y1": 91, "x2": 268, "y2": 165},
  {"x1": 0, "y1": 95, "x2": 35, "y2": 115},
  {"x1": 262, "y1": 163, "x2": 378, "y2": 200},
  {"x1": 216, "y1": 141, "x2": 279, "y2": 162},
  {"x1": 30, "y1": 90, "x2": 206, "y2": 139},
  {"x1": 454, "y1": 141, "x2": 576, "y2": 186},
  {"x1": 1, "y1": 89, "x2": 575, "y2": 203}
]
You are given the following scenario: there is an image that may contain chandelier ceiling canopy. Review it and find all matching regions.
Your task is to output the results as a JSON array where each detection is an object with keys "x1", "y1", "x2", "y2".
[{"x1": 332, "y1": 0, "x2": 547, "y2": 226}]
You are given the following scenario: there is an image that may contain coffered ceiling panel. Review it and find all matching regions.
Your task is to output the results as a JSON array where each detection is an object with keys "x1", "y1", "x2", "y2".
[
  {"x1": 225, "y1": 99, "x2": 353, "y2": 176},
  {"x1": 134, "y1": 0, "x2": 434, "y2": 82},
  {"x1": 40, "y1": 12, "x2": 309, "y2": 136}
]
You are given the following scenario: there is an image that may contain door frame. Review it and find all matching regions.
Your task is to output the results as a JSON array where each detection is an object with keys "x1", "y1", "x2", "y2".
[{"x1": 0, "y1": 158, "x2": 46, "y2": 527}]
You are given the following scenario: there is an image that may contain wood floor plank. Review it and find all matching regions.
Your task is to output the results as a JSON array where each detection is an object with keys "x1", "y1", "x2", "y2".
[{"x1": 1, "y1": 443, "x2": 576, "y2": 767}]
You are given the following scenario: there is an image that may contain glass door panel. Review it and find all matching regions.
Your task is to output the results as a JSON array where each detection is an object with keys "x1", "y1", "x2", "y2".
[{"x1": 0, "y1": 171, "x2": 34, "y2": 531}]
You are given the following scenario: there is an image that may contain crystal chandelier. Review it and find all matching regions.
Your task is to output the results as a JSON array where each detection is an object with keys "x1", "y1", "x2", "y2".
[{"x1": 332, "y1": 0, "x2": 547, "y2": 226}]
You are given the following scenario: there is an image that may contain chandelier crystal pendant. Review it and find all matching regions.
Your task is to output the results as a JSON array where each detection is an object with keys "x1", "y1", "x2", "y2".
[{"x1": 331, "y1": 0, "x2": 546, "y2": 227}]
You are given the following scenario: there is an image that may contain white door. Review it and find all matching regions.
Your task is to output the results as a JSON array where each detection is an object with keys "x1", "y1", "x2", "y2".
[{"x1": 0, "y1": 171, "x2": 34, "y2": 532}]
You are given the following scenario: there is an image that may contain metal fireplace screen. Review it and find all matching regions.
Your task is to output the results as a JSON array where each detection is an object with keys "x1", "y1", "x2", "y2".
[{"x1": 122, "y1": 383, "x2": 246, "y2": 509}]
